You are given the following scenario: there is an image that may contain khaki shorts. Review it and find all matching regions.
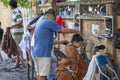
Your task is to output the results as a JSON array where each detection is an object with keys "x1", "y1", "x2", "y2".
[
  {"x1": 34, "y1": 57, "x2": 51, "y2": 76},
  {"x1": 12, "y1": 33, "x2": 23, "y2": 56}
]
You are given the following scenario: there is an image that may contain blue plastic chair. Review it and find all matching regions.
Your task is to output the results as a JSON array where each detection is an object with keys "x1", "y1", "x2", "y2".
[{"x1": 95, "y1": 54, "x2": 119, "y2": 80}]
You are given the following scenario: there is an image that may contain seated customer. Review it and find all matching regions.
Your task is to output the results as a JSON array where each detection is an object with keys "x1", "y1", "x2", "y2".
[{"x1": 64, "y1": 34, "x2": 88, "y2": 80}]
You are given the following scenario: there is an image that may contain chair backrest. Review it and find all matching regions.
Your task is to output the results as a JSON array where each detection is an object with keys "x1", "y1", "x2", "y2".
[
  {"x1": 54, "y1": 49, "x2": 67, "y2": 59},
  {"x1": 96, "y1": 55, "x2": 108, "y2": 67}
]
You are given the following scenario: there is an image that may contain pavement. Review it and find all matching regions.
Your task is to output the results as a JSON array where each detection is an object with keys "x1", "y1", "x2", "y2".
[{"x1": 0, "y1": 47, "x2": 31, "y2": 80}]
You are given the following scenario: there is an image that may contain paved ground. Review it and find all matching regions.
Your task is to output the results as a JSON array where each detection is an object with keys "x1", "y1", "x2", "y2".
[
  {"x1": 0, "y1": 47, "x2": 36, "y2": 80},
  {"x1": 0, "y1": 58, "x2": 27, "y2": 80}
]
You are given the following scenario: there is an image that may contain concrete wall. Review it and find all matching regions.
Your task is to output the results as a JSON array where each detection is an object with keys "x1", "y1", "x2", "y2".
[
  {"x1": 115, "y1": 16, "x2": 120, "y2": 78},
  {"x1": 0, "y1": 2, "x2": 11, "y2": 33},
  {"x1": 0, "y1": 3, "x2": 32, "y2": 33}
]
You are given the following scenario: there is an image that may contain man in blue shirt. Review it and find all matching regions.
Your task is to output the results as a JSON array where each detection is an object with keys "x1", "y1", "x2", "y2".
[{"x1": 33, "y1": 9, "x2": 81, "y2": 80}]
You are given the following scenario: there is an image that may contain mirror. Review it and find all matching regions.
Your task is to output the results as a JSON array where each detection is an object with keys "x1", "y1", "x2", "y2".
[{"x1": 104, "y1": 16, "x2": 113, "y2": 37}]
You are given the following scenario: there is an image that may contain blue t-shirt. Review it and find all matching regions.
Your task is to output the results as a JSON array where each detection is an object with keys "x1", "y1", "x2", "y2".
[{"x1": 33, "y1": 18, "x2": 62, "y2": 57}]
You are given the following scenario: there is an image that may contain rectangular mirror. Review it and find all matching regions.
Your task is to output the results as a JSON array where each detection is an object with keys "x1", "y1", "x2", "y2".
[{"x1": 104, "y1": 16, "x2": 113, "y2": 37}]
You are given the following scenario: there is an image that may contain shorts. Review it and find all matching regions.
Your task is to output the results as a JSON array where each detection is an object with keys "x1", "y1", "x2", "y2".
[
  {"x1": 34, "y1": 57, "x2": 51, "y2": 76},
  {"x1": 12, "y1": 33, "x2": 23, "y2": 56}
]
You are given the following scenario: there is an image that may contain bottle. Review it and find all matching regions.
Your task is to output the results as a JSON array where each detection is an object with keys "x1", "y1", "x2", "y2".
[
  {"x1": 41, "y1": 0, "x2": 46, "y2": 4},
  {"x1": 68, "y1": 6, "x2": 71, "y2": 16},
  {"x1": 37, "y1": 0, "x2": 41, "y2": 5},
  {"x1": 59, "y1": 8, "x2": 63, "y2": 16}
]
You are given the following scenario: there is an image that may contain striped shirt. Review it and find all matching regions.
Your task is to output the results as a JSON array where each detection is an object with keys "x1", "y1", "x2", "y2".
[{"x1": 11, "y1": 8, "x2": 23, "y2": 34}]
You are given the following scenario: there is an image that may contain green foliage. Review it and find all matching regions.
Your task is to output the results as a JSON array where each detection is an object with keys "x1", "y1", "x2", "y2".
[
  {"x1": 17, "y1": 0, "x2": 29, "y2": 8},
  {"x1": 0, "y1": 0, "x2": 30, "y2": 8},
  {"x1": 0, "y1": 0, "x2": 9, "y2": 7}
]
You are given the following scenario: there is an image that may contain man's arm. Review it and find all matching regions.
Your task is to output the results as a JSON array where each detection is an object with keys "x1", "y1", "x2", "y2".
[
  {"x1": 10, "y1": 20, "x2": 23, "y2": 29},
  {"x1": 27, "y1": 16, "x2": 41, "y2": 29},
  {"x1": 60, "y1": 28, "x2": 81, "y2": 35},
  {"x1": 29, "y1": 16, "x2": 40, "y2": 25},
  {"x1": 27, "y1": 24, "x2": 34, "y2": 29},
  {"x1": 54, "y1": 40, "x2": 69, "y2": 45}
]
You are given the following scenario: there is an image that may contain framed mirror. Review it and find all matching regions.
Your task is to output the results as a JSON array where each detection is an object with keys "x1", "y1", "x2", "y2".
[
  {"x1": 73, "y1": 11, "x2": 80, "y2": 31},
  {"x1": 104, "y1": 16, "x2": 113, "y2": 37}
]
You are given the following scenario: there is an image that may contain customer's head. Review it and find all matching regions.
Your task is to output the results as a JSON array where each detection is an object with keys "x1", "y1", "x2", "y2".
[
  {"x1": 45, "y1": 9, "x2": 56, "y2": 21},
  {"x1": 9, "y1": 0, "x2": 17, "y2": 9},
  {"x1": 70, "y1": 34, "x2": 84, "y2": 48}
]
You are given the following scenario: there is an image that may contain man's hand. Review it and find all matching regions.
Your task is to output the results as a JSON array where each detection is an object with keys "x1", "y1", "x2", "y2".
[
  {"x1": 7, "y1": 26, "x2": 13, "y2": 29},
  {"x1": 76, "y1": 30, "x2": 82, "y2": 36},
  {"x1": 60, "y1": 28, "x2": 82, "y2": 35},
  {"x1": 60, "y1": 40, "x2": 69, "y2": 45}
]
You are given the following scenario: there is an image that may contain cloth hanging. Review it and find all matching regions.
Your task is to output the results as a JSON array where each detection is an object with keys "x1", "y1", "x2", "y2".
[
  {"x1": 56, "y1": 16, "x2": 65, "y2": 34},
  {"x1": 83, "y1": 55, "x2": 100, "y2": 80},
  {"x1": 2, "y1": 28, "x2": 19, "y2": 58}
]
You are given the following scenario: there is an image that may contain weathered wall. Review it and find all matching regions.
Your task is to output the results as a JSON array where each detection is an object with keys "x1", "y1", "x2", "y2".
[
  {"x1": 81, "y1": 19, "x2": 106, "y2": 59},
  {"x1": 0, "y1": 2, "x2": 11, "y2": 33},
  {"x1": 115, "y1": 16, "x2": 120, "y2": 78}
]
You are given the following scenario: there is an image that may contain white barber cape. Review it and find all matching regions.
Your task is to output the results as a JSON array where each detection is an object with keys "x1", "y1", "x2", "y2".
[{"x1": 83, "y1": 55, "x2": 100, "y2": 80}]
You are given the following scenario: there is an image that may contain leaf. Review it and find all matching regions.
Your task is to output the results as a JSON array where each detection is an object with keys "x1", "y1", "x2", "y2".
[{"x1": 0, "y1": 0, "x2": 29, "y2": 8}]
